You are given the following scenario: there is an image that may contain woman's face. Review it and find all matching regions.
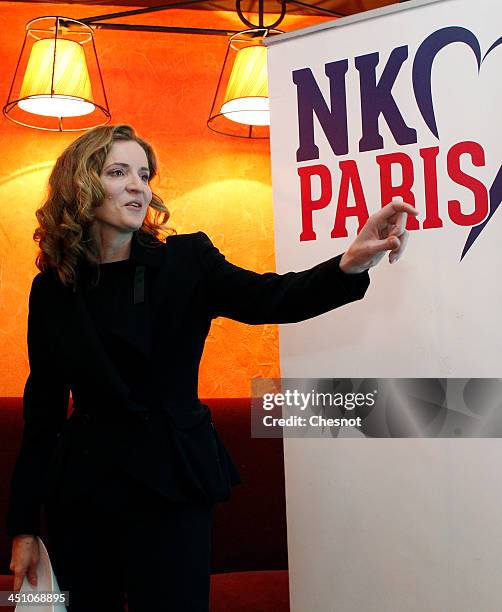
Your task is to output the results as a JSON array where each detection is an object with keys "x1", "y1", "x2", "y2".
[{"x1": 95, "y1": 140, "x2": 153, "y2": 234}]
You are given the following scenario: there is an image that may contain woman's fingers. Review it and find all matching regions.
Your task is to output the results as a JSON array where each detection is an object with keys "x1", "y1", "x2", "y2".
[
  {"x1": 12, "y1": 565, "x2": 37, "y2": 590},
  {"x1": 10, "y1": 537, "x2": 39, "y2": 591},
  {"x1": 377, "y1": 200, "x2": 418, "y2": 231},
  {"x1": 368, "y1": 202, "x2": 416, "y2": 240},
  {"x1": 365, "y1": 236, "x2": 400, "y2": 259},
  {"x1": 341, "y1": 200, "x2": 416, "y2": 272},
  {"x1": 385, "y1": 200, "x2": 418, "y2": 219},
  {"x1": 27, "y1": 560, "x2": 38, "y2": 586},
  {"x1": 12, "y1": 569, "x2": 26, "y2": 591},
  {"x1": 377, "y1": 235, "x2": 400, "y2": 253},
  {"x1": 389, "y1": 211, "x2": 407, "y2": 237}
]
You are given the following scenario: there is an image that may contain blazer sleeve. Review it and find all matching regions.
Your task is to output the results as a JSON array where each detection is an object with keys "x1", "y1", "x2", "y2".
[
  {"x1": 196, "y1": 232, "x2": 370, "y2": 324},
  {"x1": 6, "y1": 273, "x2": 70, "y2": 537}
]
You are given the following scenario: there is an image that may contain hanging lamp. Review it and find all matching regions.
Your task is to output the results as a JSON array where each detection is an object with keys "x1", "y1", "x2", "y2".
[
  {"x1": 3, "y1": 2, "x2": 341, "y2": 135},
  {"x1": 207, "y1": 1, "x2": 286, "y2": 138},
  {"x1": 3, "y1": 16, "x2": 110, "y2": 132}
]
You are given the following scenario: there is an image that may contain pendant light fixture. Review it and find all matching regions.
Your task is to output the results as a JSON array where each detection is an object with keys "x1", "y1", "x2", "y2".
[
  {"x1": 3, "y1": 16, "x2": 110, "y2": 132},
  {"x1": 3, "y1": 2, "x2": 341, "y2": 135},
  {"x1": 207, "y1": 1, "x2": 286, "y2": 138}
]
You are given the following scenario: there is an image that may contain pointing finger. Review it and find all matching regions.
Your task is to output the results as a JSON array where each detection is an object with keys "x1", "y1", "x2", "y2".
[{"x1": 379, "y1": 199, "x2": 418, "y2": 221}]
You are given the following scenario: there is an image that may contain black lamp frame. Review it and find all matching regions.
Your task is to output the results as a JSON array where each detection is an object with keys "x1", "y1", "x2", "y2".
[{"x1": 74, "y1": 0, "x2": 346, "y2": 36}]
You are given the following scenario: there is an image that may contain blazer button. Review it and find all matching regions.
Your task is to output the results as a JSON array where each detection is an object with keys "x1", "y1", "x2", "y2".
[{"x1": 140, "y1": 412, "x2": 150, "y2": 422}]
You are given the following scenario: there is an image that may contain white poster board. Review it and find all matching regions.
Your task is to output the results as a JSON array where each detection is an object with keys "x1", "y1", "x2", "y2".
[{"x1": 266, "y1": 0, "x2": 502, "y2": 609}]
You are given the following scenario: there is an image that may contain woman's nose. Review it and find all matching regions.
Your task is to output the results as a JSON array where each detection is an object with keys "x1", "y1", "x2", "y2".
[{"x1": 127, "y1": 174, "x2": 145, "y2": 191}]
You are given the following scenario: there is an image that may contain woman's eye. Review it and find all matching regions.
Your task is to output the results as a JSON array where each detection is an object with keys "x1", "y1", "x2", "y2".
[{"x1": 109, "y1": 169, "x2": 149, "y2": 182}]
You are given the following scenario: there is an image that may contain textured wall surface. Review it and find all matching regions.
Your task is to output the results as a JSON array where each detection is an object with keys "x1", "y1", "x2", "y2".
[{"x1": 0, "y1": 2, "x2": 327, "y2": 397}]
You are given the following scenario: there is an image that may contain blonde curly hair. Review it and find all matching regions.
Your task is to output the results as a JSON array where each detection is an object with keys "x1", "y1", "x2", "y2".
[{"x1": 34, "y1": 124, "x2": 174, "y2": 288}]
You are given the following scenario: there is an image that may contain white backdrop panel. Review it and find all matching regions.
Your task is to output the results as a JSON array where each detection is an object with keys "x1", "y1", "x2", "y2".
[{"x1": 266, "y1": 0, "x2": 502, "y2": 609}]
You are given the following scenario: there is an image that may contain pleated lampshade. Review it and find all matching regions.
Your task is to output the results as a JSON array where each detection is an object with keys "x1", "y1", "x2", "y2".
[
  {"x1": 220, "y1": 45, "x2": 269, "y2": 126},
  {"x1": 208, "y1": 28, "x2": 282, "y2": 138},
  {"x1": 3, "y1": 16, "x2": 110, "y2": 131},
  {"x1": 19, "y1": 38, "x2": 94, "y2": 118}
]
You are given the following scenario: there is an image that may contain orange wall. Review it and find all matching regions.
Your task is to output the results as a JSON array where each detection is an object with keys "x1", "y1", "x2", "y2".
[{"x1": 0, "y1": 2, "x2": 328, "y2": 398}]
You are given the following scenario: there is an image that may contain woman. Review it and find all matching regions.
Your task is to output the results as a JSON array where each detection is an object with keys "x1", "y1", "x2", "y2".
[{"x1": 7, "y1": 124, "x2": 417, "y2": 611}]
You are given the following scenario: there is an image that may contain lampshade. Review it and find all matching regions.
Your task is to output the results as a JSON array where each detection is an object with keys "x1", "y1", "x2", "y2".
[
  {"x1": 208, "y1": 28, "x2": 282, "y2": 138},
  {"x1": 3, "y1": 16, "x2": 110, "y2": 131},
  {"x1": 19, "y1": 38, "x2": 94, "y2": 117},
  {"x1": 220, "y1": 45, "x2": 269, "y2": 126}
]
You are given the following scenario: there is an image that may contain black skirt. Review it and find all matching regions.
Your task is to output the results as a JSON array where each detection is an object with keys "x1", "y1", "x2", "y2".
[{"x1": 45, "y1": 463, "x2": 214, "y2": 612}]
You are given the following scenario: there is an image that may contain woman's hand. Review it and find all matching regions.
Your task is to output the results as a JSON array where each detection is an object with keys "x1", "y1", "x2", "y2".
[
  {"x1": 10, "y1": 535, "x2": 40, "y2": 591},
  {"x1": 340, "y1": 199, "x2": 419, "y2": 274}
]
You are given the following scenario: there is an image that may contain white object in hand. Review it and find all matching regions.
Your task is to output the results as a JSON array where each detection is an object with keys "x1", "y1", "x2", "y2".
[
  {"x1": 388, "y1": 197, "x2": 409, "y2": 264},
  {"x1": 392, "y1": 196, "x2": 407, "y2": 236},
  {"x1": 15, "y1": 537, "x2": 66, "y2": 612}
]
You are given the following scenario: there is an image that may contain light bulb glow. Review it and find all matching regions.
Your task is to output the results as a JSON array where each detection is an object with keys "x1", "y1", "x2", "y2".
[
  {"x1": 221, "y1": 97, "x2": 270, "y2": 126},
  {"x1": 18, "y1": 95, "x2": 95, "y2": 117}
]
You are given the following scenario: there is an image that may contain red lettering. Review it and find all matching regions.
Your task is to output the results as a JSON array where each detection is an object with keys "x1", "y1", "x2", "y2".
[
  {"x1": 331, "y1": 160, "x2": 369, "y2": 238},
  {"x1": 420, "y1": 146, "x2": 443, "y2": 229},
  {"x1": 376, "y1": 151, "x2": 419, "y2": 230},
  {"x1": 295, "y1": 140, "x2": 491, "y2": 243},
  {"x1": 298, "y1": 164, "x2": 332, "y2": 241},
  {"x1": 447, "y1": 141, "x2": 489, "y2": 227}
]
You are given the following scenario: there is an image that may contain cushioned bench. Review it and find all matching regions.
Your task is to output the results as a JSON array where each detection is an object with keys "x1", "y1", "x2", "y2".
[{"x1": 0, "y1": 397, "x2": 290, "y2": 611}]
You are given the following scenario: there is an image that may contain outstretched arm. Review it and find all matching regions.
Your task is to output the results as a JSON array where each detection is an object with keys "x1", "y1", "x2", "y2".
[{"x1": 197, "y1": 199, "x2": 417, "y2": 325}]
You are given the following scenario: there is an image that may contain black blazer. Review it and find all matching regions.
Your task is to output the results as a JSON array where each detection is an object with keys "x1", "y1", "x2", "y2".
[{"x1": 6, "y1": 231, "x2": 370, "y2": 537}]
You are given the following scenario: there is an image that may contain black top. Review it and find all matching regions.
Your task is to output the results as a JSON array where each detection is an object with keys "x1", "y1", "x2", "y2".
[
  {"x1": 81, "y1": 259, "x2": 151, "y2": 409},
  {"x1": 78, "y1": 259, "x2": 194, "y2": 506}
]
